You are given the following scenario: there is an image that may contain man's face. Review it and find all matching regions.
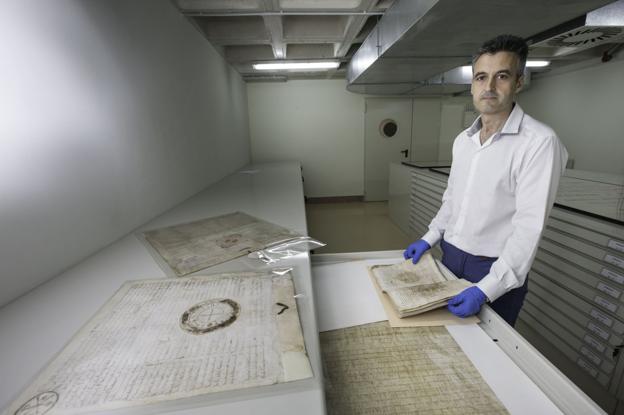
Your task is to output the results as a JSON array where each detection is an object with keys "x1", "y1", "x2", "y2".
[{"x1": 471, "y1": 51, "x2": 523, "y2": 116}]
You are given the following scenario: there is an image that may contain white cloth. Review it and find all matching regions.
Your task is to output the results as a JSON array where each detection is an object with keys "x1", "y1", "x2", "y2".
[{"x1": 422, "y1": 104, "x2": 568, "y2": 301}]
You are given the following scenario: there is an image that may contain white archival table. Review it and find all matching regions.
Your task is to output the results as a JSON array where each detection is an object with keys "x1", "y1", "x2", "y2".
[
  {"x1": 0, "y1": 162, "x2": 325, "y2": 415},
  {"x1": 311, "y1": 251, "x2": 606, "y2": 415}
]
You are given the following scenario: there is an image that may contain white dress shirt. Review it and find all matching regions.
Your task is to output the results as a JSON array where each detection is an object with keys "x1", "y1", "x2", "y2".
[{"x1": 422, "y1": 104, "x2": 568, "y2": 302}]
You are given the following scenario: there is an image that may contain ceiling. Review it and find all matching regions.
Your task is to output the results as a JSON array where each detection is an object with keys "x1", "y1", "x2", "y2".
[
  {"x1": 346, "y1": 0, "x2": 624, "y2": 95},
  {"x1": 173, "y1": 0, "x2": 395, "y2": 81},
  {"x1": 173, "y1": 0, "x2": 624, "y2": 94}
]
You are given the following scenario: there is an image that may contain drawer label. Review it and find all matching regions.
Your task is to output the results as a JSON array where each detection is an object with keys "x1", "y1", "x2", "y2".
[
  {"x1": 577, "y1": 358, "x2": 598, "y2": 378},
  {"x1": 587, "y1": 321, "x2": 610, "y2": 340},
  {"x1": 608, "y1": 239, "x2": 624, "y2": 253},
  {"x1": 590, "y1": 308, "x2": 613, "y2": 327},
  {"x1": 601, "y1": 268, "x2": 624, "y2": 285},
  {"x1": 580, "y1": 346, "x2": 602, "y2": 366},
  {"x1": 594, "y1": 296, "x2": 618, "y2": 313},
  {"x1": 605, "y1": 254, "x2": 624, "y2": 269},
  {"x1": 596, "y1": 282, "x2": 621, "y2": 299},
  {"x1": 584, "y1": 335, "x2": 606, "y2": 353}
]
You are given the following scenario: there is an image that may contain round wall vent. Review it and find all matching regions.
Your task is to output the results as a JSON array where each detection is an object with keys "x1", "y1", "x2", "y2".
[{"x1": 380, "y1": 119, "x2": 398, "y2": 138}]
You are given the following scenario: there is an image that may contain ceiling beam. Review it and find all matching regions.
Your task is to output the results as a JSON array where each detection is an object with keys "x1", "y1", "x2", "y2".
[
  {"x1": 263, "y1": 15, "x2": 287, "y2": 58},
  {"x1": 261, "y1": 0, "x2": 286, "y2": 58}
]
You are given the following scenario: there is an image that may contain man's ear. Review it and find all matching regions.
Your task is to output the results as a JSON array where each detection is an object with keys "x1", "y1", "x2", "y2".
[{"x1": 515, "y1": 74, "x2": 524, "y2": 93}]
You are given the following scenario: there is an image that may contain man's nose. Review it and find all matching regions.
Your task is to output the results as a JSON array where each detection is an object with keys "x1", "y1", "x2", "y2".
[{"x1": 486, "y1": 76, "x2": 496, "y2": 91}]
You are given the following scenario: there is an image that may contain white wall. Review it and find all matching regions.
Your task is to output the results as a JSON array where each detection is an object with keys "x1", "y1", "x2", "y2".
[
  {"x1": 438, "y1": 103, "x2": 465, "y2": 161},
  {"x1": 411, "y1": 99, "x2": 441, "y2": 161},
  {"x1": 246, "y1": 54, "x2": 624, "y2": 203},
  {"x1": 247, "y1": 80, "x2": 365, "y2": 197},
  {"x1": 0, "y1": 0, "x2": 250, "y2": 307},
  {"x1": 518, "y1": 55, "x2": 624, "y2": 175}
]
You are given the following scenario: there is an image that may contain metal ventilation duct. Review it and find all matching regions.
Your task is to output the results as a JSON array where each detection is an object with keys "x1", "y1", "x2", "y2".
[
  {"x1": 346, "y1": 0, "x2": 617, "y2": 95},
  {"x1": 529, "y1": 0, "x2": 624, "y2": 58}
]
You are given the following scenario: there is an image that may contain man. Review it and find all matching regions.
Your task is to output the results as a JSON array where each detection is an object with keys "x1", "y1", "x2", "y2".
[{"x1": 404, "y1": 34, "x2": 568, "y2": 326}]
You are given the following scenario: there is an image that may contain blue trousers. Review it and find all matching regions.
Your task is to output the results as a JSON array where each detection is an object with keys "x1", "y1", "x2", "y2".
[{"x1": 440, "y1": 239, "x2": 528, "y2": 326}]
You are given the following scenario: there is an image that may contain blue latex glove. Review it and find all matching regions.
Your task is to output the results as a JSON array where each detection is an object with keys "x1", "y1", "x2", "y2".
[
  {"x1": 403, "y1": 240, "x2": 431, "y2": 264},
  {"x1": 448, "y1": 286, "x2": 487, "y2": 317}
]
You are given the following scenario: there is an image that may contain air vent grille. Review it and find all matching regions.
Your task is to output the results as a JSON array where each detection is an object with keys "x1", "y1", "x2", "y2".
[{"x1": 547, "y1": 27, "x2": 624, "y2": 47}]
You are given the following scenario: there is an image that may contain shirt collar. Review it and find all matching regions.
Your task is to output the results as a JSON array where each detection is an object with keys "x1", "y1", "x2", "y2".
[
  {"x1": 466, "y1": 103, "x2": 525, "y2": 138},
  {"x1": 501, "y1": 103, "x2": 524, "y2": 134}
]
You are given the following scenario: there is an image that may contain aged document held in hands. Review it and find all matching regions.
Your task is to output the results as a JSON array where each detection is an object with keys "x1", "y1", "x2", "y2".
[
  {"x1": 3, "y1": 271, "x2": 312, "y2": 415},
  {"x1": 321, "y1": 322, "x2": 508, "y2": 414},
  {"x1": 388, "y1": 279, "x2": 472, "y2": 317},
  {"x1": 369, "y1": 252, "x2": 472, "y2": 317},
  {"x1": 142, "y1": 212, "x2": 301, "y2": 276}
]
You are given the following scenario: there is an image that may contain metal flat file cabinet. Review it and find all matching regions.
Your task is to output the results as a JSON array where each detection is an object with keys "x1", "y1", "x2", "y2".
[{"x1": 389, "y1": 163, "x2": 624, "y2": 413}]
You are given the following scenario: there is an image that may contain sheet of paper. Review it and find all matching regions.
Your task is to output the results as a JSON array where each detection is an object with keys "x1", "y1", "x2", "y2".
[
  {"x1": 368, "y1": 268, "x2": 479, "y2": 327},
  {"x1": 369, "y1": 254, "x2": 475, "y2": 318},
  {"x1": 3, "y1": 272, "x2": 312, "y2": 415},
  {"x1": 387, "y1": 279, "x2": 472, "y2": 316},
  {"x1": 312, "y1": 260, "x2": 390, "y2": 332},
  {"x1": 371, "y1": 253, "x2": 447, "y2": 292},
  {"x1": 313, "y1": 255, "x2": 563, "y2": 414},
  {"x1": 142, "y1": 212, "x2": 300, "y2": 276},
  {"x1": 320, "y1": 322, "x2": 508, "y2": 414}
]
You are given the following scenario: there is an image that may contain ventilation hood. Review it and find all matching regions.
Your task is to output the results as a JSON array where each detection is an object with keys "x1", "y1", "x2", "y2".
[
  {"x1": 346, "y1": 0, "x2": 620, "y2": 95},
  {"x1": 528, "y1": 0, "x2": 624, "y2": 58}
]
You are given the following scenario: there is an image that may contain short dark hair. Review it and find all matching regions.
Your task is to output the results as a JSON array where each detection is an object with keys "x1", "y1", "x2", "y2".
[{"x1": 472, "y1": 34, "x2": 528, "y2": 76}]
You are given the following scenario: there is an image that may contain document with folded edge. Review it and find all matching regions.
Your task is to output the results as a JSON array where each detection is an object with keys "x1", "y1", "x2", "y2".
[{"x1": 369, "y1": 253, "x2": 472, "y2": 318}]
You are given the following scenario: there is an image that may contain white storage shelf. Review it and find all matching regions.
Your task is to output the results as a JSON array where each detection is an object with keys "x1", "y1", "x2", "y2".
[{"x1": 0, "y1": 162, "x2": 326, "y2": 415}]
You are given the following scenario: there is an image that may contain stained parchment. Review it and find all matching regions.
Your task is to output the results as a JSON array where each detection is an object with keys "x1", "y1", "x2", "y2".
[
  {"x1": 369, "y1": 253, "x2": 472, "y2": 317},
  {"x1": 372, "y1": 252, "x2": 448, "y2": 292},
  {"x1": 387, "y1": 279, "x2": 472, "y2": 317},
  {"x1": 143, "y1": 212, "x2": 301, "y2": 276},
  {"x1": 320, "y1": 322, "x2": 508, "y2": 414},
  {"x1": 3, "y1": 272, "x2": 312, "y2": 415}
]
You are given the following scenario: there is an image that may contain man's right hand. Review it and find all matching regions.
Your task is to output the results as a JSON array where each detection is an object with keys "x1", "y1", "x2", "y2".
[{"x1": 403, "y1": 240, "x2": 431, "y2": 264}]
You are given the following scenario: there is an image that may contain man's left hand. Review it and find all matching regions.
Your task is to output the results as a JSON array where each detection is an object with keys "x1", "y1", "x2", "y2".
[{"x1": 448, "y1": 286, "x2": 487, "y2": 317}]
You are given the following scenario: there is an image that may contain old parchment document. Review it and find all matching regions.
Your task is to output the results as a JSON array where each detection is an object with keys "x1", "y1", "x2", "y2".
[
  {"x1": 372, "y1": 253, "x2": 447, "y2": 291},
  {"x1": 143, "y1": 212, "x2": 301, "y2": 276},
  {"x1": 4, "y1": 272, "x2": 312, "y2": 415},
  {"x1": 321, "y1": 322, "x2": 508, "y2": 414},
  {"x1": 369, "y1": 253, "x2": 471, "y2": 317}
]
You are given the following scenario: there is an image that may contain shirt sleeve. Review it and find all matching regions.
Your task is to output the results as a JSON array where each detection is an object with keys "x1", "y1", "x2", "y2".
[
  {"x1": 477, "y1": 135, "x2": 568, "y2": 301},
  {"x1": 421, "y1": 138, "x2": 459, "y2": 247}
]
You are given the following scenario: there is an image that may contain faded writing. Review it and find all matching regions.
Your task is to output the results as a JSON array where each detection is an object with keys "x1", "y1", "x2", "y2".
[
  {"x1": 4, "y1": 272, "x2": 312, "y2": 414},
  {"x1": 143, "y1": 212, "x2": 300, "y2": 276}
]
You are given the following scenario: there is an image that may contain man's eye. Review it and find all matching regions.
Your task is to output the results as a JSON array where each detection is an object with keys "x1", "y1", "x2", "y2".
[
  {"x1": 497, "y1": 74, "x2": 509, "y2": 80},
  {"x1": 475, "y1": 75, "x2": 485, "y2": 81}
]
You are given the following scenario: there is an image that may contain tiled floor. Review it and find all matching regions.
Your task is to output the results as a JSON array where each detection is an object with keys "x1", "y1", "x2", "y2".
[{"x1": 305, "y1": 201, "x2": 412, "y2": 254}]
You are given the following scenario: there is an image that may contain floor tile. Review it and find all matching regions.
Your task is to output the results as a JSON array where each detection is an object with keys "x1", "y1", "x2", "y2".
[{"x1": 305, "y1": 201, "x2": 412, "y2": 254}]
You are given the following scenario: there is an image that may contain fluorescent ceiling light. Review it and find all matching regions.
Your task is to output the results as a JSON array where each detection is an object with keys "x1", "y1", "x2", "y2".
[
  {"x1": 461, "y1": 65, "x2": 473, "y2": 77},
  {"x1": 461, "y1": 60, "x2": 551, "y2": 72},
  {"x1": 253, "y1": 61, "x2": 340, "y2": 70},
  {"x1": 525, "y1": 60, "x2": 550, "y2": 67}
]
